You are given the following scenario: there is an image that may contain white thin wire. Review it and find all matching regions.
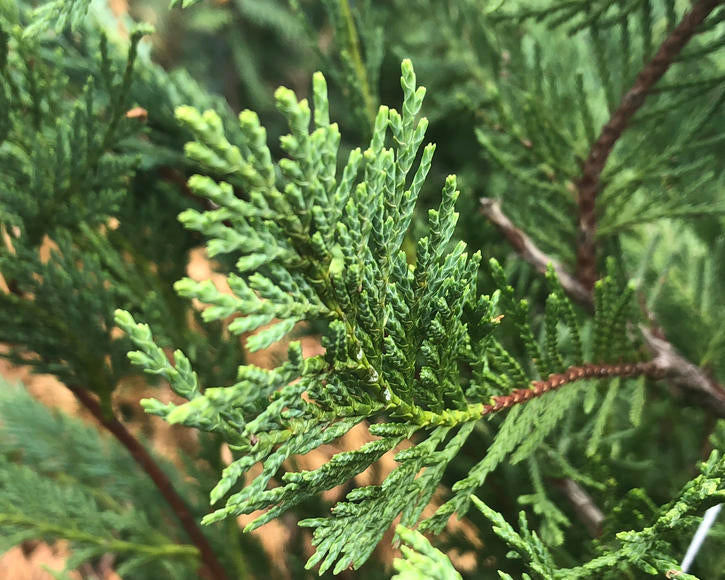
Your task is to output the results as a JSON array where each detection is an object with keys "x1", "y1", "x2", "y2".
[{"x1": 680, "y1": 503, "x2": 722, "y2": 573}]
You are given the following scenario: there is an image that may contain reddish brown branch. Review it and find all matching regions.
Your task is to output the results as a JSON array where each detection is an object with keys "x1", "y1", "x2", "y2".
[
  {"x1": 481, "y1": 362, "x2": 662, "y2": 416},
  {"x1": 480, "y1": 198, "x2": 725, "y2": 417},
  {"x1": 70, "y1": 386, "x2": 229, "y2": 580},
  {"x1": 575, "y1": 0, "x2": 722, "y2": 290}
]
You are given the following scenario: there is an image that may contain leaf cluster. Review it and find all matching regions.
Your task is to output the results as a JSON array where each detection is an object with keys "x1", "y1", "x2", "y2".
[{"x1": 118, "y1": 59, "x2": 668, "y2": 575}]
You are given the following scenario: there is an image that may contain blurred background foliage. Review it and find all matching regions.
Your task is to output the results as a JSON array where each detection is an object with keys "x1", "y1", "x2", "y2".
[{"x1": 1, "y1": 0, "x2": 725, "y2": 577}]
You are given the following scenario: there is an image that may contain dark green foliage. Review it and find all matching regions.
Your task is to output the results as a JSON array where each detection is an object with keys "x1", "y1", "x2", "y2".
[
  {"x1": 383, "y1": 0, "x2": 725, "y2": 266},
  {"x1": 0, "y1": 380, "x2": 198, "y2": 578},
  {"x1": 3, "y1": 0, "x2": 725, "y2": 578},
  {"x1": 117, "y1": 51, "x2": 717, "y2": 575},
  {"x1": 473, "y1": 447, "x2": 725, "y2": 579},
  {"x1": 0, "y1": 3, "x2": 262, "y2": 577},
  {"x1": 0, "y1": 458, "x2": 197, "y2": 577}
]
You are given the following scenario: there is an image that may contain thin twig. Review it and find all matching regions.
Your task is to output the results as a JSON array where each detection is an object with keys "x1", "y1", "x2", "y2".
[
  {"x1": 479, "y1": 359, "x2": 662, "y2": 537},
  {"x1": 480, "y1": 198, "x2": 590, "y2": 305},
  {"x1": 551, "y1": 478, "x2": 605, "y2": 538},
  {"x1": 481, "y1": 361, "x2": 664, "y2": 416},
  {"x1": 640, "y1": 328, "x2": 725, "y2": 416},
  {"x1": 575, "y1": 0, "x2": 722, "y2": 290},
  {"x1": 480, "y1": 197, "x2": 725, "y2": 417},
  {"x1": 70, "y1": 386, "x2": 229, "y2": 580},
  {"x1": 4, "y1": 242, "x2": 229, "y2": 576},
  {"x1": 339, "y1": 0, "x2": 377, "y2": 128}
]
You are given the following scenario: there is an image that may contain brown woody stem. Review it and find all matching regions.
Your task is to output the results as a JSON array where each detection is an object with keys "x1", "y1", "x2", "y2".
[
  {"x1": 481, "y1": 362, "x2": 663, "y2": 416},
  {"x1": 551, "y1": 478, "x2": 604, "y2": 538},
  {"x1": 480, "y1": 197, "x2": 725, "y2": 417},
  {"x1": 70, "y1": 386, "x2": 229, "y2": 580},
  {"x1": 575, "y1": 0, "x2": 722, "y2": 290},
  {"x1": 481, "y1": 198, "x2": 591, "y2": 305}
]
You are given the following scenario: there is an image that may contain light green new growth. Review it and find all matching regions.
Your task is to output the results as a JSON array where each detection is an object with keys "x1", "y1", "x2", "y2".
[
  {"x1": 392, "y1": 525, "x2": 462, "y2": 580},
  {"x1": 117, "y1": 60, "x2": 653, "y2": 574},
  {"x1": 23, "y1": 0, "x2": 93, "y2": 37}
]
